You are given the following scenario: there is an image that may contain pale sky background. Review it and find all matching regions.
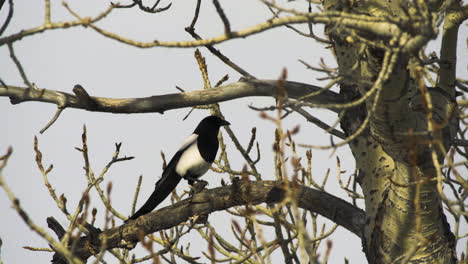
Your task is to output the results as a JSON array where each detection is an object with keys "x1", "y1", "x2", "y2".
[{"x1": 0, "y1": 1, "x2": 466, "y2": 263}]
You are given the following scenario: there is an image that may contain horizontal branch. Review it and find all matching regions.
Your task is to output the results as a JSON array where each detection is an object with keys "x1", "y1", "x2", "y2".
[
  {"x1": 68, "y1": 8, "x2": 403, "y2": 49},
  {"x1": 51, "y1": 180, "x2": 365, "y2": 262},
  {"x1": 0, "y1": 79, "x2": 344, "y2": 114}
]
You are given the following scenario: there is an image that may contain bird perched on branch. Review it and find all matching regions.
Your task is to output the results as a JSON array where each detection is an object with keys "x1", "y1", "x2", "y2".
[{"x1": 127, "y1": 115, "x2": 230, "y2": 221}]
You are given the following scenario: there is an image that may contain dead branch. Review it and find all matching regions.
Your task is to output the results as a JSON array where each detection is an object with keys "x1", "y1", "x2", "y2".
[{"x1": 0, "y1": 79, "x2": 344, "y2": 114}]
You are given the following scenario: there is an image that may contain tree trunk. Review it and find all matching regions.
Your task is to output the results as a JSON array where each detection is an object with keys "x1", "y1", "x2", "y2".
[{"x1": 324, "y1": 0, "x2": 459, "y2": 262}]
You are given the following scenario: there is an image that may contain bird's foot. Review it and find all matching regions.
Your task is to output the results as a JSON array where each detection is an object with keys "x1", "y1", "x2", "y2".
[
  {"x1": 183, "y1": 175, "x2": 207, "y2": 187},
  {"x1": 188, "y1": 180, "x2": 208, "y2": 206},
  {"x1": 188, "y1": 180, "x2": 208, "y2": 201},
  {"x1": 192, "y1": 179, "x2": 208, "y2": 193}
]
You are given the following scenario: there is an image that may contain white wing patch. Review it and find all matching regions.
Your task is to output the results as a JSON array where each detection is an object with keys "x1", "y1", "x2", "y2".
[
  {"x1": 175, "y1": 138, "x2": 211, "y2": 177},
  {"x1": 178, "y1": 134, "x2": 198, "y2": 152}
]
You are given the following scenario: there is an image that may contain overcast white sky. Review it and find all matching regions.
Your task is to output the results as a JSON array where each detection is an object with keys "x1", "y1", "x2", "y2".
[{"x1": 1, "y1": 1, "x2": 466, "y2": 263}]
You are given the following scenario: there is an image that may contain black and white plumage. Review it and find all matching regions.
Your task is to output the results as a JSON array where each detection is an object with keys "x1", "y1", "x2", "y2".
[{"x1": 127, "y1": 116, "x2": 230, "y2": 221}]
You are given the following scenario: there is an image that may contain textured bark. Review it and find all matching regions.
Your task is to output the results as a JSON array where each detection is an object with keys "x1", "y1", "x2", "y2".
[
  {"x1": 324, "y1": 0, "x2": 460, "y2": 263},
  {"x1": 0, "y1": 79, "x2": 343, "y2": 114},
  {"x1": 49, "y1": 180, "x2": 365, "y2": 263}
]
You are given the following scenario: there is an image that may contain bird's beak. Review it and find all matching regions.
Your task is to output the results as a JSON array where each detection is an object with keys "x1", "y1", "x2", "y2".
[{"x1": 220, "y1": 120, "x2": 231, "y2": 126}]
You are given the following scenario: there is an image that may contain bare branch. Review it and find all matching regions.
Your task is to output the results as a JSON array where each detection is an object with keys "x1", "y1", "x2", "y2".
[
  {"x1": 7, "y1": 43, "x2": 32, "y2": 88},
  {"x1": 40, "y1": 106, "x2": 65, "y2": 134},
  {"x1": 300, "y1": 50, "x2": 398, "y2": 149},
  {"x1": 291, "y1": 106, "x2": 346, "y2": 139},
  {"x1": 437, "y1": 0, "x2": 466, "y2": 98},
  {"x1": 212, "y1": 0, "x2": 231, "y2": 36},
  {"x1": 185, "y1": 28, "x2": 256, "y2": 79},
  {"x1": 0, "y1": 148, "x2": 82, "y2": 264},
  {"x1": 131, "y1": 175, "x2": 143, "y2": 215},
  {"x1": 0, "y1": 0, "x2": 13, "y2": 36},
  {"x1": 60, "y1": 5, "x2": 406, "y2": 50},
  {"x1": 111, "y1": 0, "x2": 172, "y2": 14},
  {"x1": 44, "y1": 0, "x2": 51, "y2": 25},
  {"x1": 0, "y1": 79, "x2": 343, "y2": 114},
  {"x1": 0, "y1": 4, "x2": 114, "y2": 46},
  {"x1": 57, "y1": 180, "x2": 365, "y2": 262}
]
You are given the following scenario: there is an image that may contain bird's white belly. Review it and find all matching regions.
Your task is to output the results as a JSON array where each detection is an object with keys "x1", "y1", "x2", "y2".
[{"x1": 175, "y1": 143, "x2": 211, "y2": 177}]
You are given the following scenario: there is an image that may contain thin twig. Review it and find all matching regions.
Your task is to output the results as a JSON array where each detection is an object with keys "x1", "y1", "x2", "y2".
[
  {"x1": 185, "y1": 28, "x2": 255, "y2": 79},
  {"x1": 112, "y1": 0, "x2": 172, "y2": 14},
  {"x1": 44, "y1": 0, "x2": 51, "y2": 25},
  {"x1": 291, "y1": 106, "x2": 345, "y2": 139},
  {"x1": 0, "y1": 0, "x2": 13, "y2": 36},
  {"x1": 7, "y1": 43, "x2": 32, "y2": 88},
  {"x1": 212, "y1": 0, "x2": 231, "y2": 36},
  {"x1": 40, "y1": 106, "x2": 65, "y2": 134},
  {"x1": 131, "y1": 175, "x2": 143, "y2": 215},
  {"x1": 299, "y1": 50, "x2": 398, "y2": 149},
  {"x1": 0, "y1": 148, "x2": 82, "y2": 264}
]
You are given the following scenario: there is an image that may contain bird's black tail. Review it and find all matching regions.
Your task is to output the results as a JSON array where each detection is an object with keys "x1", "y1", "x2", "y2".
[{"x1": 127, "y1": 171, "x2": 182, "y2": 221}]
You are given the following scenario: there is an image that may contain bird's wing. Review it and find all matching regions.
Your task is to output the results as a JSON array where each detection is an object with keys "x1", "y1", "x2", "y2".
[
  {"x1": 178, "y1": 134, "x2": 198, "y2": 152},
  {"x1": 127, "y1": 135, "x2": 198, "y2": 221}
]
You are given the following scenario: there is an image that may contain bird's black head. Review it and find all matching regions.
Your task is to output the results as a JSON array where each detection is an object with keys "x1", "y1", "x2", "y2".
[{"x1": 193, "y1": 115, "x2": 230, "y2": 135}]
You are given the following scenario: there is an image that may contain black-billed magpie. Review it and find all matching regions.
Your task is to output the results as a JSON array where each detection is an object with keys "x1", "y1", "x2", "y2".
[{"x1": 128, "y1": 115, "x2": 230, "y2": 221}]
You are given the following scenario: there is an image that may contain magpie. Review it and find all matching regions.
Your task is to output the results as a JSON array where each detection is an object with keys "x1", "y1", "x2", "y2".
[{"x1": 128, "y1": 115, "x2": 230, "y2": 221}]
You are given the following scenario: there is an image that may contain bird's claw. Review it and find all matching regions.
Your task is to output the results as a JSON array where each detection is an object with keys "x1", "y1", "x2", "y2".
[
  {"x1": 184, "y1": 175, "x2": 207, "y2": 187},
  {"x1": 188, "y1": 180, "x2": 208, "y2": 205},
  {"x1": 192, "y1": 180, "x2": 208, "y2": 193}
]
